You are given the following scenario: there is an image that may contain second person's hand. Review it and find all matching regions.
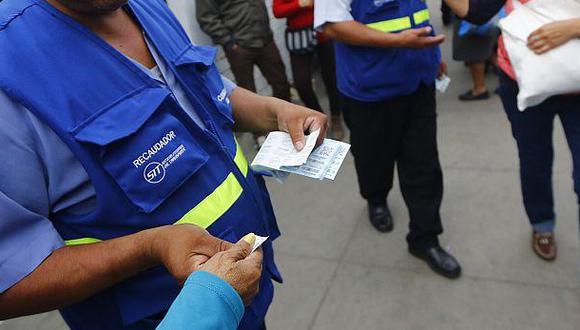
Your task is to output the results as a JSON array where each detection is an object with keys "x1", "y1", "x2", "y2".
[
  {"x1": 200, "y1": 233, "x2": 264, "y2": 306},
  {"x1": 527, "y1": 19, "x2": 580, "y2": 55},
  {"x1": 146, "y1": 224, "x2": 233, "y2": 286},
  {"x1": 438, "y1": 61, "x2": 448, "y2": 78},
  {"x1": 396, "y1": 27, "x2": 446, "y2": 49}
]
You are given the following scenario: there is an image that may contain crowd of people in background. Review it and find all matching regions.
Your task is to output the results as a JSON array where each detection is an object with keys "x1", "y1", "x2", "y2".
[
  {"x1": 196, "y1": 0, "x2": 346, "y2": 143},
  {"x1": 197, "y1": 0, "x2": 580, "y2": 260}
]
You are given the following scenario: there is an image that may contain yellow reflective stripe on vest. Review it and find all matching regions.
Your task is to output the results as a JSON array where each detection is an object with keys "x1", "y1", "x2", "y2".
[
  {"x1": 234, "y1": 139, "x2": 249, "y2": 177},
  {"x1": 65, "y1": 237, "x2": 102, "y2": 246},
  {"x1": 64, "y1": 141, "x2": 250, "y2": 245},
  {"x1": 413, "y1": 9, "x2": 430, "y2": 25},
  {"x1": 367, "y1": 17, "x2": 411, "y2": 33},
  {"x1": 367, "y1": 9, "x2": 431, "y2": 33},
  {"x1": 175, "y1": 172, "x2": 243, "y2": 228},
  {"x1": 177, "y1": 142, "x2": 249, "y2": 228}
]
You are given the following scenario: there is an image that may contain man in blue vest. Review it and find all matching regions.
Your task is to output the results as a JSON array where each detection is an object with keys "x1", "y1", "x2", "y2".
[
  {"x1": 0, "y1": 0, "x2": 326, "y2": 329},
  {"x1": 315, "y1": 0, "x2": 461, "y2": 279}
]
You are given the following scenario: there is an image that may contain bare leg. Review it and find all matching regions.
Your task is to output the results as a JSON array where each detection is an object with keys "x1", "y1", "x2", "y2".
[
  {"x1": 469, "y1": 61, "x2": 488, "y2": 95},
  {"x1": 459, "y1": 61, "x2": 490, "y2": 101}
]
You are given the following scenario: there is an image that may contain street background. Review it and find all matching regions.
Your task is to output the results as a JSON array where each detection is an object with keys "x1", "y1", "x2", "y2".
[{"x1": 1, "y1": 0, "x2": 579, "y2": 329}]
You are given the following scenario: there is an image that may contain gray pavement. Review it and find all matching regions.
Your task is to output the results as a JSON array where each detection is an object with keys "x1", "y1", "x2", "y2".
[{"x1": 2, "y1": 2, "x2": 579, "y2": 329}]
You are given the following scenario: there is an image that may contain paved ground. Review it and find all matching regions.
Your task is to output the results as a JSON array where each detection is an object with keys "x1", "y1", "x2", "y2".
[{"x1": 2, "y1": 3, "x2": 579, "y2": 330}]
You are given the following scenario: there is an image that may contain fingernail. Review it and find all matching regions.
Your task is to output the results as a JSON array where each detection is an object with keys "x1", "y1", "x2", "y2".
[
  {"x1": 295, "y1": 141, "x2": 304, "y2": 151},
  {"x1": 242, "y1": 233, "x2": 256, "y2": 246}
]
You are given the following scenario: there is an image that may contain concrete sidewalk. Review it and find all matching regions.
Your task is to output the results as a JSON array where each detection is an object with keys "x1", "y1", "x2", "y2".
[
  {"x1": 261, "y1": 57, "x2": 580, "y2": 329},
  {"x1": 2, "y1": 2, "x2": 579, "y2": 329}
]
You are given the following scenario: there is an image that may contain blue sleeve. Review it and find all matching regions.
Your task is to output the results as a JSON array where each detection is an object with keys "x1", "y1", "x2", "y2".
[
  {"x1": 157, "y1": 271, "x2": 244, "y2": 330},
  {"x1": 0, "y1": 90, "x2": 64, "y2": 293}
]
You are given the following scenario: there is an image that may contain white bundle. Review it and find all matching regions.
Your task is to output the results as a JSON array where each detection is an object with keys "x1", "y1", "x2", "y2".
[{"x1": 499, "y1": 0, "x2": 580, "y2": 110}]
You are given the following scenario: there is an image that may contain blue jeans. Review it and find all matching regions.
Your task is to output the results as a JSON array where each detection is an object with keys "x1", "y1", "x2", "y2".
[{"x1": 499, "y1": 72, "x2": 580, "y2": 233}]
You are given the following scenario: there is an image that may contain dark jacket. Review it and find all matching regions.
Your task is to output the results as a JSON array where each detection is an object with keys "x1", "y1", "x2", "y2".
[
  {"x1": 464, "y1": 0, "x2": 505, "y2": 24},
  {"x1": 196, "y1": 0, "x2": 274, "y2": 49}
]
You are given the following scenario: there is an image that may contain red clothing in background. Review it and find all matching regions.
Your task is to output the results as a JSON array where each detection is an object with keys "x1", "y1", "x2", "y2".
[
  {"x1": 273, "y1": 0, "x2": 329, "y2": 42},
  {"x1": 466, "y1": 0, "x2": 532, "y2": 80},
  {"x1": 273, "y1": 0, "x2": 313, "y2": 29},
  {"x1": 497, "y1": 0, "x2": 531, "y2": 80}
]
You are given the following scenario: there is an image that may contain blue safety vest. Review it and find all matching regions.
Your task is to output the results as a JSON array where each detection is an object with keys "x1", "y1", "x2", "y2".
[
  {"x1": 335, "y1": 0, "x2": 441, "y2": 102},
  {"x1": 0, "y1": 0, "x2": 281, "y2": 329}
]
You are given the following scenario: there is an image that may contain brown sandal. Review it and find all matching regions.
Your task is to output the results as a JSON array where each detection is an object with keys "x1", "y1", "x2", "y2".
[{"x1": 531, "y1": 231, "x2": 557, "y2": 261}]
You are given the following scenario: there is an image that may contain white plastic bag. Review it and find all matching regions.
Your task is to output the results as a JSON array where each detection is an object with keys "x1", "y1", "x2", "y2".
[{"x1": 499, "y1": 0, "x2": 580, "y2": 110}]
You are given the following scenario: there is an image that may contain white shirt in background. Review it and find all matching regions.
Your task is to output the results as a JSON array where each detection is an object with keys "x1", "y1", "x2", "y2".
[{"x1": 313, "y1": 0, "x2": 354, "y2": 30}]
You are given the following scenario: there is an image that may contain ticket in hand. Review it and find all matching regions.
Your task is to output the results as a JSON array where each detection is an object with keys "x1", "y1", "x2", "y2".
[
  {"x1": 436, "y1": 74, "x2": 451, "y2": 93},
  {"x1": 251, "y1": 130, "x2": 350, "y2": 182},
  {"x1": 251, "y1": 235, "x2": 269, "y2": 254}
]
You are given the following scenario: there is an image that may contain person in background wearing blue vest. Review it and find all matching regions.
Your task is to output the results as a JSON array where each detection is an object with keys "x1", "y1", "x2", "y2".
[
  {"x1": 314, "y1": 0, "x2": 461, "y2": 279},
  {"x1": 0, "y1": 0, "x2": 327, "y2": 329}
]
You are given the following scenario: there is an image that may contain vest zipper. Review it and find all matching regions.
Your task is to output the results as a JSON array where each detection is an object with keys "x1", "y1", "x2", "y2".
[{"x1": 167, "y1": 65, "x2": 268, "y2": 230}]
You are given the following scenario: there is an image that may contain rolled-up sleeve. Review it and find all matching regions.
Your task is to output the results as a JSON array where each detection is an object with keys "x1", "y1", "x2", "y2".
[
  {"x1": 314, "y1": 0, "x2": 354, "y2": 30},
  {"x1": 0, "y1": 91, "x2": 64, "y2": 293}
]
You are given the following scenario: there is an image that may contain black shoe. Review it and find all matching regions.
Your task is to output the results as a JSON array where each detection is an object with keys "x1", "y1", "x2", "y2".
[
  {"x1": 459, "y1": 90, "x2": 490, "y2": 101},
  {"x1": 409, "y1": 246, "x2": 462, "y2": 279},
  {"x1": 368, "y1": 203, "x2": 394, "y2": 232}
]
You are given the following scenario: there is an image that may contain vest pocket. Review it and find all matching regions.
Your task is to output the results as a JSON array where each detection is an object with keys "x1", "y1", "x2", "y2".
[{"x1": 72, "y1": 87, "x2": 209, "y2": 214}]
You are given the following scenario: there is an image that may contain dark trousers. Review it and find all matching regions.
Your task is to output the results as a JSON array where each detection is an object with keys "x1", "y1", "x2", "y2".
[
  {"x1": 499, "y1": 72, "x2": 580, "y2": 229},
  {"x1": 225, "y1": 41, "x2": 291, "y2": 101},
  {"x1": 342, "y1": 84, "x2": 444, "y2": 249},
  {"x1": 441, "y1": 1, "x2": 451, "y2": 15},
  {"x1": 289, "y1": 41, "x2": 341, "y2": 116}
]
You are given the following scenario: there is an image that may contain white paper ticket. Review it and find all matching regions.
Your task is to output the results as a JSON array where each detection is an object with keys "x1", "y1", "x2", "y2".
[
  {"x1": 251, "y1": 130, "x2": 350, "y2": 182},
  {"x1": 436, "y1": 74, "x2": 451, "y2": 93},
  {"x1": 282, "y1": 139, "x2": 350, "y2": 180},
  {"x1": 251, "y1": 235, "x2": 269, "y2": 254},
  {"x1": 251, "y1": 130, "x2": 319, "y2": 171}
]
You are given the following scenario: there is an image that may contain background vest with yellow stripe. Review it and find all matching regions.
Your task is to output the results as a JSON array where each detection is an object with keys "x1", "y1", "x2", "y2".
[
  {"x1": 335, "y1": 0, "x2": 441, "y2": 102},
  {"x1": 0, "y1": 0, "x2": 281, "y2": 329}
]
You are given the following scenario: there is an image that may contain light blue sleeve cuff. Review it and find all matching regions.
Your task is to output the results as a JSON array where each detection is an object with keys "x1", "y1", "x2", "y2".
[
  {"x1": 221, "y1": 75, "x2": 237, "y2": 97},
  {"x1": 157, "y1": 271, "x2": 244, "y2": 330}
]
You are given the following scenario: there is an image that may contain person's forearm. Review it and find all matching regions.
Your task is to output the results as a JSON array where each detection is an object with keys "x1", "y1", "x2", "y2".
[
  {"x1": 444, "y1": 0, "x2": 469, "y2": 18},
  {"x1": 157, "y1": 272, "x2": 244, "y2": 330},
  {"x1": 323, "y1": 21, "x2": 402, "y2": 47},
  {"x1": 572, "y1": 18, "x2": 580, "y2": 38},
  {"x1": 230, "y1": 87, "x2": 279, "y2": 133},
  {"x1": 0, "y1": 227, "x2": 162, "y2": 319}
]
